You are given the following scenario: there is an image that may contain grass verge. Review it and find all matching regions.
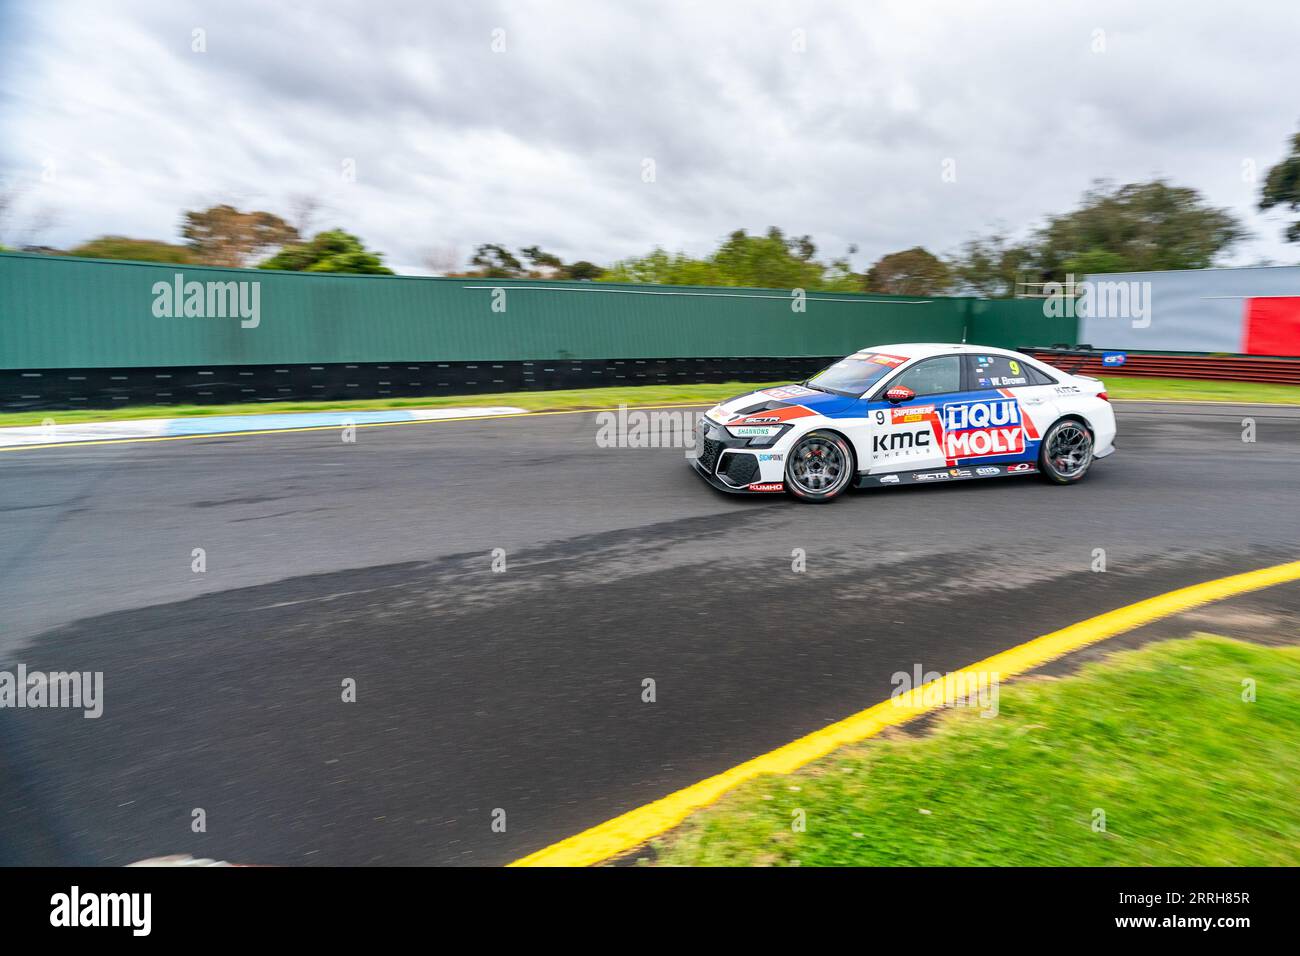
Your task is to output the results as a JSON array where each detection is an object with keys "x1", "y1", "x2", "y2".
[
  {"x1": 643, "y1": 635, "x2": 1300, "y2": 866},
  {"x1": 1101, "y1": 375, "x2": 1300, "y2": 404},
  {"x1": 0, "y1": 375, "x2": 1296, "y2": 428},
  {"x1": 0, "y1": 382, "x2": 778, "y2": 428}
]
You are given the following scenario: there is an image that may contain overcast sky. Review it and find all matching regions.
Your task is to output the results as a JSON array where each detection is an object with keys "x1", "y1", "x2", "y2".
[{"x1": 2, "y1": 0, "x2": 1298, "y2": 274}]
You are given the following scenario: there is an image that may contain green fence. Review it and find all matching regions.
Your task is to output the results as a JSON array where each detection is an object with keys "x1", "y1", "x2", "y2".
[{"x1": 0, "y1": 252, "x2": 1075, "y2": 369}]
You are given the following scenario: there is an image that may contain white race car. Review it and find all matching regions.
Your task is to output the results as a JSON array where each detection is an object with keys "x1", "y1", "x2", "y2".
[{"x1": 693, "y1": 343, "x2": 1116, "y2": 502}]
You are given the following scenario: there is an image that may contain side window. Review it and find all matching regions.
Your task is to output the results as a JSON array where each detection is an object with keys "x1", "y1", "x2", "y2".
[
  {"x1": 1025, "y1": 364, "x2": 1056, "y2": 386},
  {"x1": 887, "y1": 355, "x2": 962, "y2": 397},
  {"x1": 968, "y1": 353, "x2": 1039, "y2": 389}
]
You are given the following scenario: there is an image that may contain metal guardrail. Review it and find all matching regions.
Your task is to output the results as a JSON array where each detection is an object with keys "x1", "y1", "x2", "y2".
[{"x1": 1027, "y1": 349, "x2": 1300, "y2": 385}]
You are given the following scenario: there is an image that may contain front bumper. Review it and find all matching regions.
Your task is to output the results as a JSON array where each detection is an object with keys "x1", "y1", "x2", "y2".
[
  {"x1": 690, "y1": 455, "x2": 784, "y2": 494},
  {"x1": 690, "y1": 420, "x2": 787, "y2": 494}
]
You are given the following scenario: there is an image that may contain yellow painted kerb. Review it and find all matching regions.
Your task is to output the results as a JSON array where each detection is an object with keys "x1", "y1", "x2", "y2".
[{"x1": 509, "y1": 558, "x2": 1300, "y2": 867}]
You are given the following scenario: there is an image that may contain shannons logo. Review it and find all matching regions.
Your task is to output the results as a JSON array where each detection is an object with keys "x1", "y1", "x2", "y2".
[
  {"x1": 50, "y1": 886, "x2": 151, "y2": 936},
  {"x1": 152, "y1": 272, "x2": 261, "y2": 328}
]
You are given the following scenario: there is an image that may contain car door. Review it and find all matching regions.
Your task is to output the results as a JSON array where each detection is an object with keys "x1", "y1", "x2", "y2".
[
  {"x1": 858, "y1": 354, "x2": 965, "y2": 475},
  {"x1": 962, "y1": 353, "x2": 1059, "y2": 464}
]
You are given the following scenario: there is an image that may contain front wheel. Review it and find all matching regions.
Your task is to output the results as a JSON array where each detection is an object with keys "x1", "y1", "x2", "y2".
[
  {"x1": 785, "y1": 431, "x2": 854, "y2": 502},
  {"x1": 1039, "y1": 419, "x2": 1094, "y2": 484}
]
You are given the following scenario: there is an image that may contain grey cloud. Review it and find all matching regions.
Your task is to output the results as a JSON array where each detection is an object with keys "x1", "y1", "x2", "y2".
[{"x1": 1, "y1": 0, "x2": 1297, "y2": 273}]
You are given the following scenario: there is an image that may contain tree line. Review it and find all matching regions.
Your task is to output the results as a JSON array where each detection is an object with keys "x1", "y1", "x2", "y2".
[{"x1": 4, "y1": 125, "x2": 1300, "y2": 291}]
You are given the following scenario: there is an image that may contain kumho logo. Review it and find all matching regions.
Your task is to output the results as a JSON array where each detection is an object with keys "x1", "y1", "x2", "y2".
[
  {"x1": 152, "y1": 272, "x2": 261, "y2": 328},
  {"x1": 942, "y1": 399, "x2": 1024, "y2": 459}
]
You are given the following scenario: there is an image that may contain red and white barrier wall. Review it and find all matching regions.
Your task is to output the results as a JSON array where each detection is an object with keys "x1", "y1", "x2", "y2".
[{"x1": 1078, "y1": 265, "x2": 1300, "y2": 357}]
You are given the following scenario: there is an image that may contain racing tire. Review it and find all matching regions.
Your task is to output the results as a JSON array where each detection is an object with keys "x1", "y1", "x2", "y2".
[
  {"x1": 1038, "y1": 418, "x2": 1094, "y2": 485},
  {"x1": 785, "y1": 431, "x2": 854, "y2": 502}
]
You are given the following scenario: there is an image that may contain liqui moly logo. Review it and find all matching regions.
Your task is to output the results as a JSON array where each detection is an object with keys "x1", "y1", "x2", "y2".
[{"x1": 942, "y1": 399, "x2": 1023, "y2": 459}]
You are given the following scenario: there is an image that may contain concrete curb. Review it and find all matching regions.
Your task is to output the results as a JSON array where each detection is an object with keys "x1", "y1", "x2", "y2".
[{"x1": 0, "y1": 406, "x2": 529, "y2": 448}]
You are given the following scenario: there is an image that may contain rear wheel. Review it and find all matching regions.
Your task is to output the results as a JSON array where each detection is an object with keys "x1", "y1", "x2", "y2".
[
  {"x1": 1039, "y1": 419, "x2": 1094, "y2": 484},
  {"x1": 785, "y1": 431, "x2": 854, "y2": 502}
]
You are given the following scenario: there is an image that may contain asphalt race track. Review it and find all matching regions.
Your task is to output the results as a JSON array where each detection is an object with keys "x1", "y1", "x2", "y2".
[{"x1": 1, "y1": 401, "x2": 1298, "y2": 865}]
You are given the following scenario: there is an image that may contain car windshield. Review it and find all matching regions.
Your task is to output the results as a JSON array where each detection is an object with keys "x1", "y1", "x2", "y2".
[{"x1": 807, "y1": 351, "x2": 910, "y2": 395}]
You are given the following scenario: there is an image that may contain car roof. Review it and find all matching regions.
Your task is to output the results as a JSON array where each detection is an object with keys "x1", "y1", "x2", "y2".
[{"x1": 853, "y1": 343, "x2": 1023, "y2": 360}]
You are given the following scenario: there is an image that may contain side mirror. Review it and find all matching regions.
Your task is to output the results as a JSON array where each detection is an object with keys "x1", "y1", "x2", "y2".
[{"x1": 884, "y1": 385, "x2": 915, "y2": 404}]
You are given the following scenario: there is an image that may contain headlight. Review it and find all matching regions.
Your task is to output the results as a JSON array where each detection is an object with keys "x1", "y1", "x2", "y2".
[{"x1": 726, "y1": 423, "x2": 791, "y2": 447}]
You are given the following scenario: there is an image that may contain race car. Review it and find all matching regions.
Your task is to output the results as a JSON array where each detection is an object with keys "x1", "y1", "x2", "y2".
[{"x1": 692, "y1": 343, "x2": 1115, "y2": 502}]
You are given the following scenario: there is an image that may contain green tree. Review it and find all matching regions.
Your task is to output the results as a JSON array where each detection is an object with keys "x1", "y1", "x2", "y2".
[
  {"x1": 947, "y1": 233, "x2": 1036, "y2": 298},
  {"x1": 601, "y1": 227, "x2": 857, "y2": 291},
  {"x1": 519, "y1": 245, "x2": 604, "y2": 279},
  {"x1": 1034, "y1": 179, "x2": 1244, "y2": 279},
  {"x1": 864, "y1": 247, "x2": 951, "y2": 295},
  {"x1": 258, "y1": 229, "x2": 394, "y2": 274},
  {"x1": 949, "y1": 180, "x2": 1245, "y2": 294},
  {"x1": 68, "y1": 235, "x2": 194, "y2": 264},
  {"x1": 563, "y1": 260, "x2": 604, "y2": 280},
  {"x1": 182, "y1": 204, "x2": 299, "y2": 267},
  {"x1": 469, "y1": 243, "x2": 525, "y2": 278},
  {"x1": 1259, "y1": 127, "x2": 1300, "y2": 243},
  {"x1": 520, "y1": 245, "x2": 564, "y2": 271}
]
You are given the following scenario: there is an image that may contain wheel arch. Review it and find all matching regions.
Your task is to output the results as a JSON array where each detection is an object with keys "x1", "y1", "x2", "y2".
[
  {"x1": 784, "y1": 426, "x2": 858, "y2": 501},
  {"x1": 1047, "y1": 411, "x2": 1095, "y2": 437},
  {"x1": 796, "y1": 425, "x2": 859, "y2": 473},
  {"x1": 1037, "y1": 413, "x2": 1096, "y2": 484}
]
